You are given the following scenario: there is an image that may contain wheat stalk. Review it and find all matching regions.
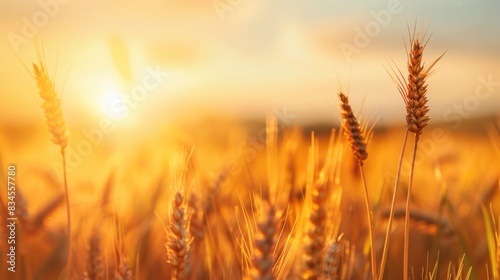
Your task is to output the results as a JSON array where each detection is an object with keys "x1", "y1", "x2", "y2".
[
  {"x1": 401, "y1": 24, "x2": 444, "y2": 280},
  {"x1": 338, "y1": 91, "x2": 377, "y2": 280},
  {"x1": 496, "y1": 226, "x2": 500, "y2": 280},
  {"x1": 378, "y1": 128, "x2": 408, "y2": 280},
  {"x1": 30, "y1": 40, "x2": 72, "y2": 279},
  {"x1": 381, "y1": 22, "x2": 444, "y2": 280}
]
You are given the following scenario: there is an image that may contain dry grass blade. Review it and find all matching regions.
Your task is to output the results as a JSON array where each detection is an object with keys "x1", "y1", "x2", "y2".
[{"x1": 446, "y1": 255, "x2": 472, "y2": 280}]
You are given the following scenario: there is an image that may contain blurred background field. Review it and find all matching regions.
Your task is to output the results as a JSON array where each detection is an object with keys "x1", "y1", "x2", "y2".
[{"x1": 0, "y1": 114, "x2": 499, "y2": 279}]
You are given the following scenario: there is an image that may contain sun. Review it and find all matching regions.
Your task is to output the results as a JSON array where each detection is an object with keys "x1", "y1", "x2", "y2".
[{"x1": 100, "y1": 90, "x2": 127, "y2": 119}]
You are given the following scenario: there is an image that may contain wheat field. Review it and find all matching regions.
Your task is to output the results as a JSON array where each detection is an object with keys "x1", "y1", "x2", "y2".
[{"x1": 1, "y1": 29, "x2": 500, "y2": 280}]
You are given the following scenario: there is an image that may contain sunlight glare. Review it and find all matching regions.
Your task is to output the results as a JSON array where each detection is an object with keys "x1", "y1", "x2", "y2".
[{"x1": 100, "y1": 90, "x2": 126, "y2": 119}]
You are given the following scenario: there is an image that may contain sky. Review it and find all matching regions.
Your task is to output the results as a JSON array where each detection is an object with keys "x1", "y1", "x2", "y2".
[{"x1": 0, "y1": 0, "x2": 499, "y2": 128}]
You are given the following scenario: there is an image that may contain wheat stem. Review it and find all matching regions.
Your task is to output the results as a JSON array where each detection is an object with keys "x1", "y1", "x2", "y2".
[
  {"x1": 360, "y1": 163, "x2": 377, "y2": 280},
  {"x1": 378, "y1": 128, "x2": 409, "y2": 279},
  {"x1": 403, "y1": 134, "x2": 419, "y2": 280},
  {"x1": 62, "y1": 150, "x2": 72, "y2": 279}
]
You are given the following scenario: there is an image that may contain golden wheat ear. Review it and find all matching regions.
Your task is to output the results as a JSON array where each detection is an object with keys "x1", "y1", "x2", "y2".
[
  {"x1": 30, "y1": 40, "x2": 68, "y2": 150},
  {"x1": 32, "y1": 60, "x2": 69, "y2": 152},
  {"x1": 167, "y1": 191, "x2": 190, "y2": 280},
  {"x1": 83, "y1": 229, "x2": 105, "y2": 280},
  {"x1": 401, "y1": 25, "x2": 445, "y2": 137},
  {"x1": 321, "y1": 240, "x2": 344, "y2": 280},
  {"x1": 338, "y1": 92, "x2": 369, "y2": 163},
  {"x1": 250, "y1": 203, "x2": 278, "y2": 280},
  {"x1": 302, "y1": 164, "x2": 329, "y2": 279}
]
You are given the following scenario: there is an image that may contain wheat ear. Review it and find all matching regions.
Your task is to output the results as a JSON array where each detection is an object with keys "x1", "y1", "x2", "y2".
[
  {"x1": 250, "y1": 203, "x2": 277, "y2": 280},
  {"x1": 321, "y1": 240, "x2": 344, "y2": 280},
  {"x1": 84, "y1": 229, "x2": 105, "y2": 280},
  {"x1": 31, "y1": 41, "x2": 72, "y2": 279},
  {"x1": 167, "y1": 191, "x2": 190, "y2": 280},
  {"x1": 338, "y1": 91, "x2": 377, "y2": 280},
  {"x1": 115, "y1": 255, "x2": 132, "y2": 280},
  {"x1": 32, "y1": 52, "x2": 69, "y2": 151},
  {"x1": 302, "y1": 173, "x2": 328, "y2": 279}
]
